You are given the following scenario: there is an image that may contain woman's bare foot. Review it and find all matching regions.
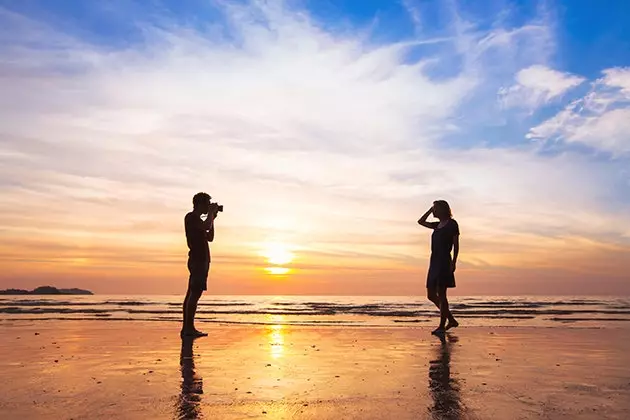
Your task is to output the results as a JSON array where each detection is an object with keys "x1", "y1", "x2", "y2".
[
  {"x1": 445, "y1": 320, "x2": 459, "y2": 330},
  {"x1": 431, "y1": 327, "x2": 446, "y2": 335}
]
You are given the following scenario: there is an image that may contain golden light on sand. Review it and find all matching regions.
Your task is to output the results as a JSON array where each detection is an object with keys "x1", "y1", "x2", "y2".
[{"x1": 266, "y1": 315, "x2": 286, "y2": 359}]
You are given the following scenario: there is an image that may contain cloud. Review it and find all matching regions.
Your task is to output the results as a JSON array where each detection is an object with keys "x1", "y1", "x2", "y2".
[
  {"x1": 402, "y1": 0, "x2": 423, "y2": 33},
  {"x1": 602, "y1": 66, "x2": 630, "y2": 94},
  {"x1": 527, "y1": 67, "x2": 630, "y2": 154},
  {"x1": 498, "y1": 64, "x2": 585, "y2": 110},
  {"x1": 0, "y1": 1, "x2": 629, "y2": 294}
]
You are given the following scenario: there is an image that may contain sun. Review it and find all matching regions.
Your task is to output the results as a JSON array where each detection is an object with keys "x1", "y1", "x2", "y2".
[
  {"x1": 262, "y1": 242, "x2": 295, "y2": 266},
  {"x1": 261, "y1": 242, "x2": 295, "y2": 275}
]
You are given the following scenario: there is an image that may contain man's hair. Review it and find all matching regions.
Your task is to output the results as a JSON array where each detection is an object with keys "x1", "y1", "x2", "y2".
[
  {"x1": 192, "y1": 192, "x2": 211, "y2": 208},
  {"x1": 433, "y1": 200, "x2": 452, "y2": 218}
]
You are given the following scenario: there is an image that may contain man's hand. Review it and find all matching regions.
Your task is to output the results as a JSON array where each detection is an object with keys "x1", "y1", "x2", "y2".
[
  {"x1": 201, "y1": 214, "x2": 214, "y2": 230},
  {"x1": 203, "y1": 213, "x2": 216, "y2": 242}
]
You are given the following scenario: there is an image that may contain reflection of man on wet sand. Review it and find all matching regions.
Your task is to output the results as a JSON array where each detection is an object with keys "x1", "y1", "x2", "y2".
[
  {"x1": 177, "y1": 337, "x2": 203, "y2": 419},
  {"x1": 428, "y1": 333, "x2": 463, "y2": 419}
]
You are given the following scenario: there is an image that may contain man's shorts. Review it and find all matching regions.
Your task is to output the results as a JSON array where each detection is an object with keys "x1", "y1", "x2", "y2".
[{"x1": 187, "y1": 258, "x2": 209, "y2": 291}]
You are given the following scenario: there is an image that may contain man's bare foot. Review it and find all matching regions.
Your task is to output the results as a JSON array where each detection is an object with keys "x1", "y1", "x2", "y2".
[
  {"x1": 431, "y1": 327, "x2": 446, "y2": 335},
  {"x1": 445, "y1": 320, "x2": 459, "y2": 330}
]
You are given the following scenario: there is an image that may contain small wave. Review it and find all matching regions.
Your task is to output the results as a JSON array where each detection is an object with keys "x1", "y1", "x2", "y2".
[
  {"x1": 3, "y1": 307, "x2": 629, "y2": 318},
  {"x1": 0, "y1": 307, "x2": 111, "y2": 314},
  {"x1": 103, "y1": 301, "x2": 154, "y2": 306},
  {"x1": 0, "y1": 301, "x2": 100, "y2": 307},
  {"x1": 452, "y1": 300, "x2": 618, "y2": 309},
  {"x1": 392, "y1": 319, "x2": 431, "y2": 323},
  {"x1": 455, "y1": 314, "x2": 537, "y2": 319},
  {"x1": 174, "y1": 302, "x2": 254, "y2": 307},
  {"x1": 548, "y1": 317, "x2": 630, "y2": 322},
  {"x1": 0, "y1": 300, "x2": 256, "y2": 308},
  {"x1": 450, "y1": 309, "x2": 630, "y2": 316},
  {"x1": 106, "y1": 300, "x2": 255, "y2": 307},
  {"x1": 125, "y1": 309, "x2": 338, "y2": 316}
]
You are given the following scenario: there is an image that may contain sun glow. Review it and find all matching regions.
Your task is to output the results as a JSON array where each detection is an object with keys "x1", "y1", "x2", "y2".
[
  {"x1": 263, "y1": 242, "x2": 295, "y2": 265},
  {"x1": 261, "y1": 242, "x2": 295, "y2": 276},
  {"x1": 265, "y1": 267, "x2": 290, "y2": 275}
]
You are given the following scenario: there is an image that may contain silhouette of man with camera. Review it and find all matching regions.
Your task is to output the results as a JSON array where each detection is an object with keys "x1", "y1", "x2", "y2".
[{"x1": 182, "y1": 192, "x2": 222, "y2": 337}]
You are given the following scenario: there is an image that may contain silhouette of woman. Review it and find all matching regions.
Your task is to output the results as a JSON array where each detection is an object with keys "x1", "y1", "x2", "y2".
[{"x1": 418, "y1": 200, "x2": 460, "y2": 334}]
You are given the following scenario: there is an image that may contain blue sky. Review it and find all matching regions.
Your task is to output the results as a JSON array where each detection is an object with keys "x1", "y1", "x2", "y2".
[
  {"x1": 6, "y1": 0, "x2": 629, "y2": 70},
  {"x1": 0, "y1": 0, "x2": 629, "y2": 294}
]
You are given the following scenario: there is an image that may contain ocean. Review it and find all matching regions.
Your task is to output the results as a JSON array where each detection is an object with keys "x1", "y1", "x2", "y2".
[{"x1": 1, "y1": 295, "x2": 629, "y2": 328}]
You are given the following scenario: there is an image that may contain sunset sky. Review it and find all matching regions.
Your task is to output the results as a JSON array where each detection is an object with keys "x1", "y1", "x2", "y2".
[{"x1": 1, "y1": 0, "x2": 629, "y2": 295}]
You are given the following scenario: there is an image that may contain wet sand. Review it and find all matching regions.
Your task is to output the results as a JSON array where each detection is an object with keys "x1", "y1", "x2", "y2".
[{"x1": 0, "y1": 321, "x2": 629, "y2": 419}]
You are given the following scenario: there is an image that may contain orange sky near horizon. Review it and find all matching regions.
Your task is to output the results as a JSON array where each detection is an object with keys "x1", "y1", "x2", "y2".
[{"x1": 2, "y1": 203, "x2": 629, "y2": 295}]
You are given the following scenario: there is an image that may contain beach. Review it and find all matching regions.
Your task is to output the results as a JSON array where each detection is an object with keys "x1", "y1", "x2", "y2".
[{"x1": 1, "y1": 321, "x2": 629, "y2": 419}]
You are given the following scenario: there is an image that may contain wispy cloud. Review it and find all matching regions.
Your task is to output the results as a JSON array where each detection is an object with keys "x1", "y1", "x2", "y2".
[
  {"x1": 499, "y1": 65, "x2": 585, "y2": 111},
  {"x1": 528, "y1": 67, "x2": 630, "y2": 155}
]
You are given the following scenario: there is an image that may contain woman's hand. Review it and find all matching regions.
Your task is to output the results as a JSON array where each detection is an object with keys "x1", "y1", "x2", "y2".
[
  {"x1": 451, "y1": 260, "x2": 457, "y2": 273},
  {"x1": 417, "y1": 205, "x2": 436, "y2": 228}
]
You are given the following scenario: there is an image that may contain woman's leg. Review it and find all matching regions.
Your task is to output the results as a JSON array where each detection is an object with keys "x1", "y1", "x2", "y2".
[
  {"x1": 427, "y1": 287, "x2": 440, "y2": 309},
  {"x1": 437, "y1": 285, "x2": 450, "y2": 330},
  {"x1": 429, "y1": 286, "x2": 456, "y2": 319},
  {"x1": 445, "y1": 290, "x2": 458, "y2": 330}
]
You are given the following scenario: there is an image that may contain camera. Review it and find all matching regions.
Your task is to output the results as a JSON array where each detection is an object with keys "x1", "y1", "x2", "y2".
[{"x1": 209, "y1": 202, "x2": 223, "y2": 213}]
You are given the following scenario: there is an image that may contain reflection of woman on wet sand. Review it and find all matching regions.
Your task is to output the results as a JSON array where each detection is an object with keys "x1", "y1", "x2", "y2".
[
  {"x1": 176, "y1": 337, "x2": 203, "y2": 419},
  {"x1": 429, "y1": 334, "x2": 462, "y2": 419},
  {"x1": 418, "y1": 200, "x2": 460, "y2": 334}
]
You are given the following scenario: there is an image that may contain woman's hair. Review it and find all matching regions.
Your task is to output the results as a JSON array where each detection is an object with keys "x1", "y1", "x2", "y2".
[{"x1": 433, "y1": 200, "x2": 452, "y2": 219}]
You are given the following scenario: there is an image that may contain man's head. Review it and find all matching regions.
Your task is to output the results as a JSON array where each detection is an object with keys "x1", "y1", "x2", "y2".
[{"x1": 192, "y1": 192, "x2": 211, "y2": 214}]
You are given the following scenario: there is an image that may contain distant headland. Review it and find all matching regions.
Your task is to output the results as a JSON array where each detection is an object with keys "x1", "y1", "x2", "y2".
[{"x1": 0, "y1": 286, "x2": 93, "y2": 295}]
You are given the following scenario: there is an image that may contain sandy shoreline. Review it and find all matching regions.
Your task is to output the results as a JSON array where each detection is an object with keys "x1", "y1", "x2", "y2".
[{"x1": 0, "y1": 321, "x2": 629, "y2": 419}]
